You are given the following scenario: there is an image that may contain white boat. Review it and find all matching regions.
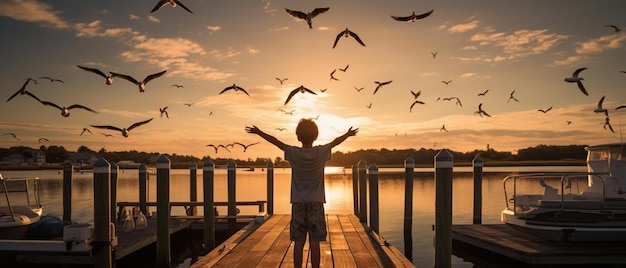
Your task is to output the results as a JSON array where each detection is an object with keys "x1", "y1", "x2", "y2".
[
  {"x1": 0, "y1": 174, "x2": 43, "y2": 239},
  {"x1": 501, "y1": 143, "x2": 626, "y2": 242}
]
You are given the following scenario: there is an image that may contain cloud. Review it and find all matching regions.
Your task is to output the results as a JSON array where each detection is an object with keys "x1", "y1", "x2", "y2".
[
  {"x1": 271, "y1": 26, "x2": 289, "y2": 31},
  {"x1": 129, "y1": 14, "x2": 139, "y2": 20},
  {"x1": 0, "y1": 0, "x2": 68, "y2": 29},
  {"x1": 98, "y1": 109, "x2": 150, "y2": 118},
  {"x1": 147, "y1": 15, "x2": 160, "y2": 23},
  {"x1": 448, "y1": 20, "x2": 479, "y2": 33},
  {"x1": 575, "y1": 33, "x2": 626, "y2": 54},
  {"x1": 261, "y1": 0, "x2": 277, "y2": 14},
  {"x1": 74, "y1": 20, "x2": 138, "y2": 38},
  {"x1": 207, "y1": 25, "x2": 221, "y2": 32},
  {"x1": 463, "y1": 28, "x2": 568, "y2": 62},
  {"x1": 208, "y1": 46, "x2": 259, "y2": 60}
]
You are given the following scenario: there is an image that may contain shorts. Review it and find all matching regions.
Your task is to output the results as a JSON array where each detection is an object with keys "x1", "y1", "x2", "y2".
[{"x1": 290, "y1": 202, "x2": 327, "y2": 242}]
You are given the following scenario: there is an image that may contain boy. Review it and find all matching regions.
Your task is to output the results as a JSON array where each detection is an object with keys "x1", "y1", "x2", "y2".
[{"x1": 245, "y1": 119, "x2": 358, "y2": 268}]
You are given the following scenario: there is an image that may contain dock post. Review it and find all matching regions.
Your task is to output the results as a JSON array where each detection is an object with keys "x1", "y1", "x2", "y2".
[
  {"x1": 267, "y1": 161, "x2": 274, "y2": 215},
  {"x1": 352, "y1": 164, "x2": 358, "y2": 215},
  {"x1": 227, "y1": 159, "x2": 237, "y2": 233},
  {"x1": 156, "y1": 155, "x2": 171, "y2": 268},
  {"x1": 110, "y1": 162, "x2": 118, "y2": 223},
  {"x1": 358, "y1": 160, "x2": 367, "y2": 222},
  {"x1": 63, "y1": 160, "x2": 72, "y2": 222},
  {"x1": 434, "y1": 150, "x2": 453, "y2": 268},
  {"x1": 368, "y1": 164, "x2": 379, "y2": 234},
  {"x1": 139, "y1": 164, "x2": 148, "y2": 216},
  {"x1": 404, "y1": 157, "x2": 415, "y2": 261},
  {"x1": 93, "y1": 157, "x2": 112, "y2": 268},
  {"x1": 189, "y1": 162, "x2": 198, "y2": 216},
  {"x1": 203, "y1": 159, "x2": 215, "y2": 251},
  {"x1": 473, "y1": 154, "x2": 483, "y2": 224}
]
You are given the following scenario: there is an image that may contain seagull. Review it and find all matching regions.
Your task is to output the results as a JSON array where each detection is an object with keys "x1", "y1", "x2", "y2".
[
  {"x1": 431, "y1": 51, "x2": 438, "y2": 58},
  {"x1": 354, "y1": 86, "x2": 364, "y2": 92},
  {"x1": 151, "y1": 0, "x2": 193, "y2": 14},
  {"x1": 160, "y1": 107, "x2": 169, "y2": 119},
  {"x1": 594, "y1": 96, "x2": 608, "y2": 116},
  {"x1": 409, "y1": 100, "x2": 424, "y2": 112},
  {"x1": 538, "y1": 106, "x2": 553, "y2": 113},
  {"x1": 339, "y1": 65, "x2": 349, "y2": 72},
  {"x1": 285, "y1": 7, "x2": 329, "y2": 29},
  {"x1": 330, "y1": 69, "x2": 339, "y2": 81},
  {"x1": 234, "y1": 142, "x2": 260, "y2": 152},
  {"x1": 284, "y1": 85, "x2": 317, "y2": 105},
  {"x1": 566, "y1": 121, "x2": 573, "y2": 125},
  {"x1": 38, "y1": 138, "x2": 49, "y2": 143},
  {"x1": 333, "y1": 28, "x2": 366, "y2": 48},
  {"x1": 366, "y1": 102, "x2": 372, "y2": 109},
  {"x1": 77, "y1": 65, "x2": 115, "y2": 85},
  {"x1": 39, "y1": 100, "x2": 98, "y2": 117},
  {"x1": 604, "y1": 25, "x2": 621, "y2": 32},
  {"x1": 564, "y1": 67, "x2": 588, "y2": 96},
  {"x1": 441, "y1": 80, "x2": 452, "y2": 85},
  {"x1": 275, "y1": 128, "x2": 287, "y2": 132},
  {"x1": 391, "y1": 9, "x2": 434, "y2": 22},
  {"x1": 373, "y1": 80, "x2": 392, "y2": 95},
  {"x1": 3, "y1": 133, "x2": 19, "y2": 140},
  {"x1": 604, "y1": 116, "x2": 615, "y2": 133},
  {"x1": 90, "y1": 118, "x2": 154, "y2": 138},
  {"x1": 477, "y1": 89, "x2": 489, "y2": 96},
  {"x1": 320, "y1": 88, "x2": 327, "y2": 92},
  {"x1": 616, "y1": 105, "x2": 626, "y2": 110},
  {"x1": 6, "y1": 79, "x2": 41, "y2": 102},
  {"x1": 411, "y1": 90, "x2": 421, "y2": 99},
  {"x1": 276, "y1": 77, "x2": 288, "y2": 85},
  {"x1": 474, "y1": 103, "x2": 491, "y2": 117},
  {"x1": 183, "y1": 102, "x2": 194, "y2": 107},
  {"x1": 508, "y1": 90, "x2": 519, "y2": 103},
  {"x1": 220, "y1": 84, "x2": 250, "y2": 96},
  {"x1": 171, "y1": 84, "x2": 184, "y2": 88},
  {"x1": 100, "y1": 133, "x2": 113, "y2": 138},
  {"x1": 110, "y1": 70, "x2": 167, "y2": 92},
  {"x1": 440, "y1": 124, "x2": 448, "y2": 132},
  {"x1": 80, "y1": 128, "x2": 93, "y2": 136},
  {"x1": 277, "y1": 109, "x2": 295, "y2": 115},
  {"x1": 25, "y1": 78, "x2": 38, "y2": 84},
  {"x1": 206, "y1": 144, "x2": 230, "y2": 153},
  {"x1": 39, "y1": 77, "x2": 64, "y2": 83},
  {"x1": 455, "y1": 98, "x2": 463, "y2": 107}
]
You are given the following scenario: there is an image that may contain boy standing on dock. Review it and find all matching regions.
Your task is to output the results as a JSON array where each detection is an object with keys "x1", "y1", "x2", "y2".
[{"x1": 246, "y1": 119, "x2": 358, "y2": 268}]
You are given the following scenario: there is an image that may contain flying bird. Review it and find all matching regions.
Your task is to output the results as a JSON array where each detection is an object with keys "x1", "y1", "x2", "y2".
[
  {"x1": 474, "y1": 103, "x2": 491, "y2": 117},
  {"x1": 160, "y1": 107, "x2": 169, "y2": 119},
  {"x1": 366, "y1": 102, "x2": 372, "y2": 109},
  {"x1": 110, "y1": 70, "x2": 167, "y2": 92},
  {"x1": 411, "y1": 90, "x2": 421, "y2": 99},
  {"x1": 604, "y1": 117, "x2": 615, "y2": 133},
  {"x1": 284, "y1": 85, "x2": 317, "y2": 105},
  {"x1": 339, "y1": 65, "x2": 349, "y2": 72},
  {"x1": 183, "y1": 103, "x2": 194, "y2": 107},
  {"x1": 38, "y1": 138, "x2": 49, "y2": 143},
  {"x1": 80, "y1": 128, "x2": 93, "y2": 136},
  {"x1": 320, "y1": 88, "x2": 327, "y2": 92},
  {"x1": 276, "y1": 77, "x2": 288, "y2": 84},
  {"x1": 39, "y1": 100, "x2": 98, "y2": 117},
  {"x1": 477, "y1": 89, "x2": 489, "y2": 96},
  {"x1": 234, "y1": 142, "x2": 260, "y2": 152},
  {"x1": 594, "y1": 96, "x2": 608, "y2": 116},
  {"x1": 538, "y1": 106, "x2": 553, "y2": 113},
  {"x1": 171, "y1": 84, "x2": 184, "y2": 88},
  {"x1": 455, "y1": 98, "x2": 463, "y2": 107},
  {"x1": 409, "y1": 100, "x2": 424, "y2": 112},
  {"x1": 566, "y1": 121, "x2": 572, "y2": 125},
  {"x1": 373, "y1": 80, "x2": 392, "y2": 95},
  {"x1": 564, "y1": 67, "x2": 588, "y2": 96},
  {"x1": 151, "y1": 0, "x2": 193, "y2": 14},
  {"x1": 206, "y1": 144, "x2": 230, "y2": 153},
  {"x1": 391, "y1": 9, "x2": 434, "y2": 22},
  {"x1": 90, "y1": 118, "x2": 154, "y2": 138},
  {"x1": 275, "y1": 128, "x2": 287, "y2": 132},
  {"x1": 100, "y1": 133, "x2": 113, "y2": 138},
  {"x1": 440, "y1": 124, "x2": 448, "y2": 132},
  {"x1": 431, "y1": 51, "x2": 438, "y2": 58},
  {"x1": 3, "y1": 133, "x2": 19, "y2": 140},
  {"x1": 508, "y1": 90, "x2": 519, "y2": 103},
  {"x1": 285, "y1": 7, "x2": 329, "y2": 29},
  {"x1": 77, "y1": 65, "x2": 116, "y2": 85},
  {"x1": 220, "y1": 84, "x2": 250, "y2": 96},
  {"x1": 6, "y1": 79, "x2": 41, "y2": 102},
  {"x1": 333, "y1": 28, "x2": 366, "y2": 48},
  {"x1": 39, "y1": 77, "x2": 64, "y2": 83},
  {"x1": 330, "y1": 69, "x2": 339, "y2": 81},
  {"x1": 604, "y1": 25, "x2": 621, "y2": 32},
  {"x1": 441, "y1": 80, "x2": 452, "y2": 85},
  {"x1": 354, "y1": 86, "x2": 364, "y2": 92}
]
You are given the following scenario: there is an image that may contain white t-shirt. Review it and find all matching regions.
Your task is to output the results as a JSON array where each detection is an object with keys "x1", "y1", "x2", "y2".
[{"x1": 284, "y1": 144, "x2": 332, "y2": 203}]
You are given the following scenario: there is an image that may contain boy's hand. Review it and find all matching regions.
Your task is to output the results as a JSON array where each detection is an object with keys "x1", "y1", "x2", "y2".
[
  {"x1": 245, "y1": 125, "x2": 261, "y2": 134},
  {"x1": 346, "y1": 127, "x2": 359, "y2": 136}
]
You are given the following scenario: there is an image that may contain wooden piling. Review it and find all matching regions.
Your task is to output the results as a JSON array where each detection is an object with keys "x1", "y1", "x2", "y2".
[
  {"x1": 62, "y1": 160, "x2": 72, "y2": 222},
  {"x1": 352, "y1": 164, "x2": 358, "y2": 216},
  {"x1": 434, "y1": 150, "x2": 453, "y2": 268},
  {"x1": 404, "y1": 157, "x2": 415, "y2": 261},
  {"x1": 227, "y1": 160, "x2": 237, "y2": 233},
  {"x1": 358, "y1": 160, "x2": 367, "y2": 222},
  {"x1": 203, "y1": 159, "x2": 216, "y2": 251},
  {"x1": 139, "y1": 164, "x2": 148, "y2": 216},
  {"x1": 368, "y1": 164, "x2": 379, "y2": 234},
  {"x1": 93, "y1": 157, "x2": 112, "y2": 268},
  {"x1": 473, "y1": 154, "x2": 483, "y2": 224},
  {"x1": 110, "y1": 162, "x2": 118, "y2": 223},
  {"x1": 156, "y1": 155, "x2": 171, "y2": 268},
  {"x1": 267, "y1": 162, "x2": 274, "y2": 215},
  {"x1": 190, "y1": 162, "x2": 198, "y2": 216}
]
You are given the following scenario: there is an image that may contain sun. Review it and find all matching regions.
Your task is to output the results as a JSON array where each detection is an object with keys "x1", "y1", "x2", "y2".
[{"x1": 315, "y1": 114, "x2": 353, "y2": 143}]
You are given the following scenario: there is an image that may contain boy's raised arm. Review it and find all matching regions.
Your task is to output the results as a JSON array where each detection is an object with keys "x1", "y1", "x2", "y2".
[
  {"x1": 245, "y1": 125, "x2": 287, "y2": 150},
  {"x1": 329, "y1": 127, "x2": 358, "y2": 148}
]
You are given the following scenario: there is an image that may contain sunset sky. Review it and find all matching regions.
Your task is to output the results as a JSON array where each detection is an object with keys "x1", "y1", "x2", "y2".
[{"x1": 1, "y1": 0, "x2": 626, "y2": 161}]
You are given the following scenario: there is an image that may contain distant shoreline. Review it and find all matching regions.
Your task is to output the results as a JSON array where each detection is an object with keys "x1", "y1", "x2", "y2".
[{"x1": 0, "y1": 160, "x2": 586, "y2": 171}]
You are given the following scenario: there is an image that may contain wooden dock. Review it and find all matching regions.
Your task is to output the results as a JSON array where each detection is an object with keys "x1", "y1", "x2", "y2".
[
  {"x1": 452, "y1": 224, "x2": 626, "y2": 266},
  {"x1": 192, "y1": 214, "x2": 414, "y2": 268}
]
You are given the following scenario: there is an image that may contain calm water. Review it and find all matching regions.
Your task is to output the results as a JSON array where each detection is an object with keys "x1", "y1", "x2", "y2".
[{"x1": 0, "y1": 165, "x2": 587, "y2": 267}]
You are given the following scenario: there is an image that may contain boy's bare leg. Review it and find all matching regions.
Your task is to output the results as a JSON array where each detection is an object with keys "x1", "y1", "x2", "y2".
[
  {"x1": 294, "y1": 241, "x2": 305, "y2": 268},
  {"x1": 310, "y1": 241, "x2": 321, "y2": 268}
]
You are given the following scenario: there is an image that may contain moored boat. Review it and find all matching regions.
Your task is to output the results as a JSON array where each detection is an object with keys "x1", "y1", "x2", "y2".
[
  {"x1": 0, "y1": 174, "x2": 43, "y2": 239},
  {"x1": 501, "y1": 143, "x2": 626, "y2": 242}
]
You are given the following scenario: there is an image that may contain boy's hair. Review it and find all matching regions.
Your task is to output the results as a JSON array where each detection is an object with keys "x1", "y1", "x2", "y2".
[{"x1": 295, "y1": 118, "x2": 318, "y2": 144}]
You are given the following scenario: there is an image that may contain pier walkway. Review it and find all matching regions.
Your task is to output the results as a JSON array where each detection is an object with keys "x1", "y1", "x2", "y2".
[{"x1": 193, "y1": 214, "x2": 414, "y2": 268}]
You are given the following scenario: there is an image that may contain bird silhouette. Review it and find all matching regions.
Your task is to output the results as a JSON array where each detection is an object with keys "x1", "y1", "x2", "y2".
[
  {"x1": 275, "y1": 128, "x2": 287, "y2": 132},
  {"x1": 284, "y1": 85, "x2": 317, "y2": 105},
  {"x1": 474, "y1": 103, "x2": 491, "y2": 117},
  {"x1": 594, "y1": 96, "x2": 608, "y2": 116},
  {"x1": 77, "y1": 65, "x2": 116, "y2": 85},
  {"x1": 411, "y1": 90, "x2": 421, "y2": 99},
  {"x1": 285, "y1": 7, "x2": 329, "y2": 29},
  {"x1": 111, "y1": 70, "x2": 167, "y2": 92},
  {"x1": 604, "y1": 117, "x2": 615, "y2": 133},
  {"x1": 171, "y1": 84, "x2": 184, "y2": 88},
  {"x1": 206, "y1": 144, "x2": 230, "y2": 153},
  {"x1": 100, "y1": 133, "x2": 114, "y2": 138},
  {"x1": 276, "y1": 77, "x2": 288, "y2": 84},
  {"x1": 373, "y1": 80, "x2": 392, "y2": 95},
  {"x1": 431, "y1": 51, "x2": 438, "y2": 58},
  {"x1": 3, "y1": 133, "x2": 19, "y2": 140},
  {"x1": 366, "y1": 102, "x2": 372, "y2": 109},
  {"x1": 220, "y1": 84, "x2": 250, "y2": 96},
  {"x1": 6, "y1": 79, "x2": 41, "y2": 102},
  {"x1": 604, "y1": 25, "x2": 621, "y2": 32},
  {"x1": 39, "y1": 100, "x2": 98, "y2": 117},
  {"x1": 151, "y1": 0, "x2": 193, "y2": 14},
  {"x1": 183, "y1": 103, "x2": 194, "y2": 107},
  {"x1": 564, "y1": 67, "x2": 588, "y2": 96},
  {"x1": 38, "y1": 138, "x2": 49, "y2": 143},
  {"x1": 477, "y1": 89, "x2": 489, "y2": 96},
  {"x1": 80, "y1": 128, "x2": 93, "y2": 136},
  {"x1": 91, "y1": 118, "x2": 154, "y2": 138},
  {"x1": 508, "y1": 90, "x2": 519, "y2": 103},
  {"x1": 234, "y1": 142, "x2": 260, "y2": 152},
  {"x1": 330, "y1": 69, "x2": 339, "y2": 81},
  {"x1": 391, "y1": 10, "x2": 434, "y2": 22},
  {"x1": 538, "y1": 106, "x2": 553, "y2": 113},
  {"x1": 333, "y1": 28, "x2": 366, "y2": 48},
  {"x1": 339, "y1": 65, "x2": 349, "y2": 72},
  {"x1": 354, "y1": 86, "x2": 364, "y2": 92},
  {"x1": 441, "y1": 80, "x2": 452, "y2": 85},
  {"x1": 39, "y1": 77, "x2": 64, "y2": 83},
  {"x1": 160, "y1": 107, "x2": 169, "y2": 119},
  {"x1": 409, "y1": 100, "x2": 424, "y2": 112},
  {"x1": 440, "y1": 124, "x2": 448, "y2": 132}
]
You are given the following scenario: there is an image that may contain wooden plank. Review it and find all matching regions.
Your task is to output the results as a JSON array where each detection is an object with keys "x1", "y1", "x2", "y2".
[
  {"x1": 255, "y1": 219, "x2": 291, "y2": 268},
  {"x1": 348, "y1": 214, "x2": 399, "y2": 268},
  {"x1": 327, "y1": 215, "x2": 356, "y2": 267},
  {"x1": 233, "y1": 216, "x2": 291, "y2": 268},
  {"x1": 338, "y1": 215, "x2": 379, "y2": 267},
  {"x1": 114, "y1": 218, "x2": 195, "y2": 259},
  {"x1": 319, "y1": 214, "x2": 333, "y2": 267},
  {"x1": 366, "y1": 224, "x2": 415, "y2": 268}
]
